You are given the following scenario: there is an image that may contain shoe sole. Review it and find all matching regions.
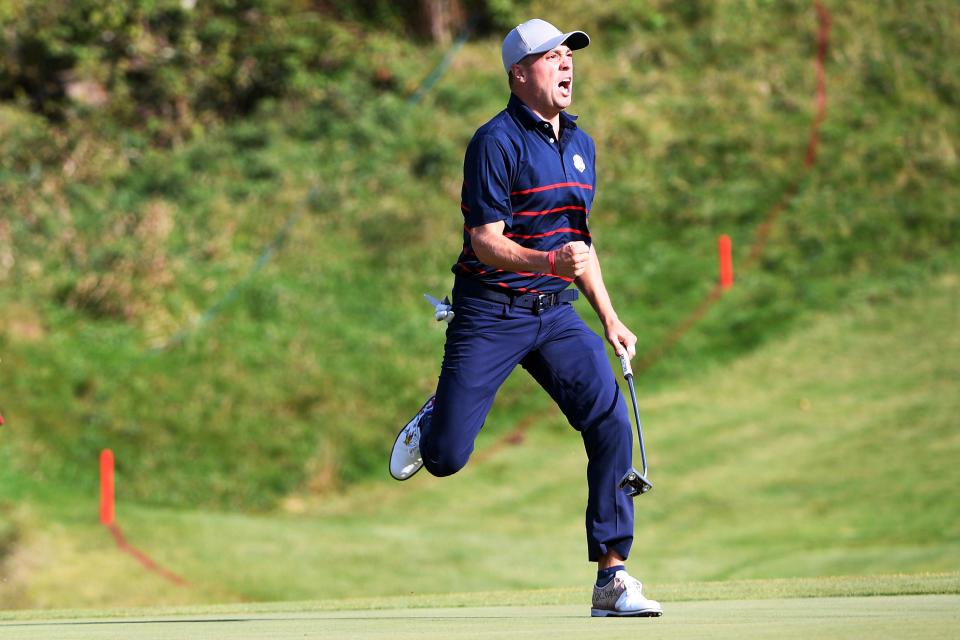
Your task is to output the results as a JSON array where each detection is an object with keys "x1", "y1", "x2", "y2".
[
  {"x1": 388, "y1": 426, "x2": 423, "y2": 480},
  {"x1": 591, "y1": 608, "x2": 662, "y2": 617},
  {"x1": 389, "y1": 461, "x2": 422, "y2": 481},
  {"x1": 388, "y1": 397, "x2": 433, "y2": 481}
]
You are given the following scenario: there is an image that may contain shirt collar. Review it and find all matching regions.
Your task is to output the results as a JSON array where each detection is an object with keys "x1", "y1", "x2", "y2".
[{"x1": 507, "y1": 93, "x2": 579, "y2": 132}]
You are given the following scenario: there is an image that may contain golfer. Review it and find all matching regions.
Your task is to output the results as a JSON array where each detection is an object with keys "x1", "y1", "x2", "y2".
[{"x1": 390, "y1": 18, "x2": 662, "y2": 617}]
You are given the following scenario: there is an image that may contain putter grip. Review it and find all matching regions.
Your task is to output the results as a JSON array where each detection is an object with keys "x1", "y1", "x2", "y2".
[{"x1": 619, "y1": 352, "x2": 633, "y2": 378}]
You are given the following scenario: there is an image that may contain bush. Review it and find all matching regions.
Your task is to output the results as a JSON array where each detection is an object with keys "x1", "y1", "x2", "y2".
[{"x1": 0, "y1": 0, "x2": 348, "y2": 141}]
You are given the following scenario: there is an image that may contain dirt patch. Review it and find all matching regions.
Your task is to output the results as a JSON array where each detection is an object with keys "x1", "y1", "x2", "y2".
[
  {"x1": 0, "y1": 502, "x2": 27, "y2": 609},
  {"x1": 0, "y1": 303, "x2": 46, "y2": 343}
]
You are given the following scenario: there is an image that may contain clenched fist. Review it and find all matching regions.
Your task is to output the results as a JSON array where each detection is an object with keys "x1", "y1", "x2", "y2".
[{"x1": 552, "y1": 241, "x2": 590, "y2": 278}]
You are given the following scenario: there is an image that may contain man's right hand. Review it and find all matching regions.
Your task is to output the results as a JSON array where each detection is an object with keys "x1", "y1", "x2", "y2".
[{"x1": 553, "y1": 241, "x2": 591, "y2": 278}]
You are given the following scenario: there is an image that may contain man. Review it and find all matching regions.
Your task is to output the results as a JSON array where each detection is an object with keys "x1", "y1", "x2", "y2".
[{"x1": 390, "y1": 18, "x2": 662, "y2": 618}]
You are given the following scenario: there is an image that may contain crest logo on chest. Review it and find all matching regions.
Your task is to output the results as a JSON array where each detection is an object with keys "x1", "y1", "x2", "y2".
[{"x1": 573, "y1": 154, "x2": 586, "y2": 173}]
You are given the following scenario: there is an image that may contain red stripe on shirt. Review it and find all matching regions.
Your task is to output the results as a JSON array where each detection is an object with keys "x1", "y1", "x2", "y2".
[
  {"x1": 513, "y1": 205, "x2": 588, "y2": 217},
  {"x1": 454, "y1": 262, "x2": 492, "y2": 275},
  {"x1": 510, "y1": 182, "x2": 593, "y2": 196},
  {"x1": 504, "y1": 227, "x2": 591, "y2": 240},
  {"x1": 511, "y1": 270, "x2": 574, "y2": 282}
]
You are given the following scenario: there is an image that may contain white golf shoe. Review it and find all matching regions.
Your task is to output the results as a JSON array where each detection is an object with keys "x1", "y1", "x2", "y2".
[
  {"x1": 591, "y1": 570, "x2": 663, "y2": 617},
  {"x1": 389, "y1": 395, "x2": 435, "y2": 480}
]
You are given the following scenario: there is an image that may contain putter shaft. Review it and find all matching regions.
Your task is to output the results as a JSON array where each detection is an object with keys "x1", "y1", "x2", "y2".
[{"x1": 619, "y1": 352, "x2": 649, "y2": 477}]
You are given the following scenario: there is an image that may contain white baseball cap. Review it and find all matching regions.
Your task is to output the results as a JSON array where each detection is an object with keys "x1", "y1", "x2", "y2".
[{"x1": 501, "y1": 19, "x2": 590, "y2": 72}]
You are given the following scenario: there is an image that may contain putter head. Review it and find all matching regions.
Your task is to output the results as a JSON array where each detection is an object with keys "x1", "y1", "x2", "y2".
[
  {"x1": 619, "y1": 467, "x2": 653, "y2": 497},
  {"x1": 424, "y1": 293, "x2": 454, "y2": 323}
]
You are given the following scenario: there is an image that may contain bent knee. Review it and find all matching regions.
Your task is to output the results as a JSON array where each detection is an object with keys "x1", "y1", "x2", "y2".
[{"x1": 422, "y1": 450, "x2": 471, "y2": 478}]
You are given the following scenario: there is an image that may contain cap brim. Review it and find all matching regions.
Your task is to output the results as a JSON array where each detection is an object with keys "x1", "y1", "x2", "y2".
[
  {"x1": 527, "y1": 30, "x2": 591, "y2": 58},
  {"x1": 562, "y1": 31, "x2": 590, "y2": 51}
]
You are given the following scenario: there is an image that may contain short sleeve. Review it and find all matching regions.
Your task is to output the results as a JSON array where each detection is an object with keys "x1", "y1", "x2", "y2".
[{"x1": 462, "y1": 133, "x2": 513, "y2": 228}]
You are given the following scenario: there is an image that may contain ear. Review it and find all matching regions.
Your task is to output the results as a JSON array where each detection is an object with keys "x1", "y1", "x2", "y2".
[{"x1": 511, "y1": 63, "x2": 525, "y2": 84}]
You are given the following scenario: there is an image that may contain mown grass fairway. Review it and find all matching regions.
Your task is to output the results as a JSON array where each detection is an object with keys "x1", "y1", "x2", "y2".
[
  {"x1": 2, "y1": 593, "x2": 958, "y2": 640},
  {"x1": 1, "y1": 274, "x2": 957, "y2": 610}
]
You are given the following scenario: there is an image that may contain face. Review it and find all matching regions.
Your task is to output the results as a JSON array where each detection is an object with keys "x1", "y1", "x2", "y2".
[{"x1": 513, "y1": 45, "x2": 575, "y2": 117}]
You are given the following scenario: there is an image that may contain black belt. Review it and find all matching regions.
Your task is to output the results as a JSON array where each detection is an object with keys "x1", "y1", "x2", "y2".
[{"x1": 454, "y1": 278, "x2": 579, "y2": 313}]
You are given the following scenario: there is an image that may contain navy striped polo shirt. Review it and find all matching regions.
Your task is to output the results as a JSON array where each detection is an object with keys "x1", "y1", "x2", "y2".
[{"x1": 452, "y1": 93, "x2": 596, "y2": 294}]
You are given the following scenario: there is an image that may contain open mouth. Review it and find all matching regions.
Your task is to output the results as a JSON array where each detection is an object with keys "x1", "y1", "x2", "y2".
[{"x1": 558, "y1": 78, "x2": 572, "y2": 96}]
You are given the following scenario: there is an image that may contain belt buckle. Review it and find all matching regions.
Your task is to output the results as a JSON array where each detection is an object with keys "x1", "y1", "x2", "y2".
[{"x1": 533, "y1": 293, "x2": 550, "y2": 314}]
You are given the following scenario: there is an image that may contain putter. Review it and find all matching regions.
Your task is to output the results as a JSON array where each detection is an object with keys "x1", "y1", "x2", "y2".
[
  {"x1": 424, "y1": 293, "x2": 454, "y2": 323},
  {"x1": 617, "y1": 351, "x2": 653, "y2": 497}
]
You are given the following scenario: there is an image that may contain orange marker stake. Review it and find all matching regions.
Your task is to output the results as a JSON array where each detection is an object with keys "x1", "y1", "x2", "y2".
[
  {"x1": 718, "y1": 234, "x2": 734, "y2": 290},
  {"x1": 100, "y1": 449, "x2": 115, "y2": 526}
]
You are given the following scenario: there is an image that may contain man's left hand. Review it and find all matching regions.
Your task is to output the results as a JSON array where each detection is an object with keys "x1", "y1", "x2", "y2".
[{"x1": 605, "y1": 319, "x2": 637, "y2": 359}]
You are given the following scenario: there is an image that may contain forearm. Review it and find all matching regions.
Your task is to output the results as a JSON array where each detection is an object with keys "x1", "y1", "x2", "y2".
[
  {"x1": 470, "y1": 222, "x2": 551, "y2": 274},
  {"x1": 577, "y1": 245, "x2": 637, "y2": 356},
  {"x1": 576, "y1": 246, "x2": 619, "y2": 327}
]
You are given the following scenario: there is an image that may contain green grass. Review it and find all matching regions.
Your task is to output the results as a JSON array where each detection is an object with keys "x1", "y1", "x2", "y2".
[
  {"x1": 2, "y1": 593, "x2": 960, "y2": 640},
  {"x1": 3, "y1": 573, "x2": 959, "y2": 620},
  {"x1": 1, "y1": 1, "x2": 958, "y2": 509},
  {"x1": 0, "y1": 0, "x2": 958, "y2": 614},
  {"x1": 2, "y1": 574, "x2": 959, "y2": 639},
  {"x1": 1, "y1": 270, "x2": 956, "y2": 610}
]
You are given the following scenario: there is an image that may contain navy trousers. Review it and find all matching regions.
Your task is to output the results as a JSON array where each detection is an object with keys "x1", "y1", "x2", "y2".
[{"x1": 419, "y1": 282, "x2": 635, "y2": 562}]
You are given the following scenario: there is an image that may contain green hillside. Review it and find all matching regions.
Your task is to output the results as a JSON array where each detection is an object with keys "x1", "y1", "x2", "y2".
[
  {"x1": 0, "y1": 267, "x2": 955, "y2": 610},
  {"x1": 1, "y1": 0, "x2": 957, "y2": 518}
]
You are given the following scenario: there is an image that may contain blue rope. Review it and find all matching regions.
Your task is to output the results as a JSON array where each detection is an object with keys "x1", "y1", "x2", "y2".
[
  {"x1": 154, "y1": 196, "x2": 308, "y2": 352},
  {"x1": 407, "y1": 24, "x2": 473, "y2": 106}
]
